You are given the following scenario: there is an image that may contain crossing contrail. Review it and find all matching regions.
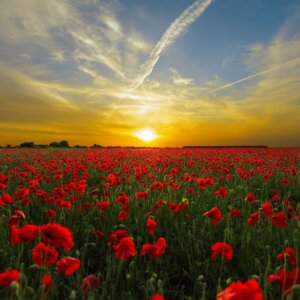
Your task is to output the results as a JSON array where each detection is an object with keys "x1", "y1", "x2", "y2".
[
  {"x1": 206, "y1": 57, "x2": 300, "y2": 95},
  {"x1": 129, "y1": 0, "x2": 214, "y2": 91}
]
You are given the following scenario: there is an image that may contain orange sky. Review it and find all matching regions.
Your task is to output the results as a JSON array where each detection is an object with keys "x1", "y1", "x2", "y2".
[{"x1": 0, "y1": 0, "x2": 299, "y2": 147}]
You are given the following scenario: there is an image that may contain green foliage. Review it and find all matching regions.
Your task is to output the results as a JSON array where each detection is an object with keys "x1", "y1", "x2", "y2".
[{"x1": 0, "y1": 148, "x2": 299, "y2": 299}]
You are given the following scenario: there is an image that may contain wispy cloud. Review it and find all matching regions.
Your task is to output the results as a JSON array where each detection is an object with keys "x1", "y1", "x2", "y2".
[
  {"x1": 129, "y1": 0, "x2": 214, "y2": 91},
  {"x1": 206, "y1": 57, "x2": 300, "y2": 94},
  {"x1": 169, "y1": 68, "x2": 194, "y2": 86}
]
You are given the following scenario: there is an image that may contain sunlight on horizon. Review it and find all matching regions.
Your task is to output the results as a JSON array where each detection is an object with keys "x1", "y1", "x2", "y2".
[{"x1": 135, "y1": 128, "x2": 157, "y2": 142}]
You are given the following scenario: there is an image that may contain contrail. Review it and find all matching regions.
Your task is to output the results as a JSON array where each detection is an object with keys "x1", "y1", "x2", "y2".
[
  {"x1": 206, "y1": 57, "x2": 300, "y2": 95},
  {"x1": 129, "y1": 0, "x2": 214, "y2": 91}
]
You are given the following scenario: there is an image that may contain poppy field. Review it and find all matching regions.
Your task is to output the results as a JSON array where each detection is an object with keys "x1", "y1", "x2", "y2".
[{"x1": 0, "y1": 147, "x2": 299, "y2": 300}]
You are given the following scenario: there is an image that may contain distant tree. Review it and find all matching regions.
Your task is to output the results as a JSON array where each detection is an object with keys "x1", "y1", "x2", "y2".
[
  {"x1": 91, "y1": 144, "x2": 103, "y2": 148},
  {"x1": 37, "y1": 144, "x2": 48, "y2": 148},
  {"x1": 74, "y1": 145, "x2": 87, "y2": 148},
  {"x1": 6, "y1": 144, "x2": 12, "y2": 148},
  {"x1": 49, "y1": 142, "x2": 61, "y2": 148},
  {"x1": 59, "y1": 140, "x2": 70, "y2": 148},
  {"x1": 20, "y1": 142, "x2": 35, "y2": 148}
]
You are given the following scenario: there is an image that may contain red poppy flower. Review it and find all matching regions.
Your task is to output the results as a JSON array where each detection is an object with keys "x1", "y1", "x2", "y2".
[
  {"x1": 115, "y1": 192, "x2": 129, "y2": 205},
  {"x1": 277, "y1": 247, "x2": 297, "y2": 265},
  {"x1": 203, "y1": 207, "x2": 222, "y2": 224},
  {"x1": 229, "y1": 209, "x2": 241, "y2": 219},
  {"x1": 94, "y1": 231, "x2": 105, "y2": 238},
  {"x1": 151, "y1": 295, "x2": 165, "y2": 300},
  {"x1": 184, "y1": 212, "x2": 190, "y2": 219},
  {"x1": 40, "y1": 223, "x2": 74, "y2": 251},
  {"x1": 0, "y1": 183, "x2": 7, "y2": 191},
  {"x1": 44, "y1": 209, "x2": 56, "y2": 219},
  {"x1": 8, "y1": 215, "x2": 19, "y2": 226},
  {"x1": 40, "y1": 274, "x2": 52, "y2": 292},
  {"x1": 197, "y1": 177, "x2": 207, "y2": 189},
  {"x1": 261, "y1": 202, "x2": 273, "y2": 218},
  {"x1": 0, "y1": 270, "x2": 20, "y2": 286},
  {"x1": 10, "y1": 224, "x2": 39, "y2": 245},
  {"x1": 211, "y1": 242, "x2": 233, "y2": 261},
  {"x1": 15, "y1": 188, "x2": 30, "y2": 199},
  {"x1": 28, "y1": 179, "x2": 38, "y2": 187},
  {"x1": 214, "y1": 186, "x2": 228, "y2": 198},
  {"x1": 147, "y1": 218, "x2": 157, "y2": 235},
  {"x1": 248, "y1": 212, "x2": 260, "y2": 226},
  {"x1": 217, "y1": 279, "x2": 263, "y2": 300},
  {"x1": 109, "y1": 229, "x2": 128, "y2": 245},
  {"x1": 205, "y1": 177, "x2": 214, "y2": 186},
  {"x1": 112, "y1": 237, "x2": 137, "y2": 260},
  {"x1": 32, "y1": 243, "x2": 58, "y2": 267},
  {"x1": 81, "y1": 274, "x2": 101, "y2": 295},
  {"x1": 136, "y1": 191, "x2": 149, "y2": 200},
  {"x1": 0, "y1": 194, "x2": 14, "y2": 205},
  {"x1": 280, "y1": 179, "x2": 289, "y2": 185},
  {"x1": 140, "y1": 237, "x2": 167, "y2": 259},
  {"x1": 150, "y1": 181, "x2": 165, "y2": 191},
  {"x1": 245, "y1": 192, "x2": 256, "y2": 204},
  {"x1": 56, "y1": 257, "x2": 80, "y2": 275},
  {"x1": 13, "y1": 210, "x2": 26, "y2": 221},
  {"x1": 118, "y1": 210, "x2": 128, "y2": 222},
  {"x1": 271, "y1": 212, "x2": 287, "y2": 228},
  {"x1": 268, "y1": 267, "x2": 300, "y2": 293},
  {"x1": 168, "y1": 202, "x2": 187, "y2": 214},
  {"x1": 97, "y1": 201, "x2": 110, "y2": 211},
  {"x1": 153, "y1": 199, "x2": 166, "y2": 211}
]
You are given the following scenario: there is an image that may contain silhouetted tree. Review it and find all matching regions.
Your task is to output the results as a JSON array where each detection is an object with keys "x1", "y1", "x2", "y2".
[
  {"x1": 49, "y1": 142, "x2": 60, "y2": 148},
  {"x1": 91, "y1": 144, "x2": 103, "y2": 148},
  {"x1": 20, "y1": 142, "x2": 35, "y2": 148},
  {"x1": 59, "y1": 140, "x2": 70, "y2": 148}
]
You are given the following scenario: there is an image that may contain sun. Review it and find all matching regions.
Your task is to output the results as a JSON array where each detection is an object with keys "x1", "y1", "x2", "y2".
[{"x1": 136, "y1": 128, "x2": 157, "y2": 142}]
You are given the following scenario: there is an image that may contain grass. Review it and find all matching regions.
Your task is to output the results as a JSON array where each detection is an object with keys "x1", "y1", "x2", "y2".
[{"x1": 0, "y1": 148, "x2": 299, "y2": 299}]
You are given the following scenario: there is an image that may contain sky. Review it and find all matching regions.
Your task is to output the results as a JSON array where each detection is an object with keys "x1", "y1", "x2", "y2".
[{"x1": 0, "y1": 0, "x2": 299, "y2": 147}]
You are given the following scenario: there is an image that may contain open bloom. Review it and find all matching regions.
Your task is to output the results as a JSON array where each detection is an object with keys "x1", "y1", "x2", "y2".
[
  {"x1": 229, "y1": 209, "x2": 241, "y2": 219},
  {"x1": 0, "y1": 270, "x2": 20, "y2": 286},
  {"x1": 147, "y1": 218, "x2": 157, "y2": 235},
  {"x1": 248, "y1": 212, "x2": 260, "y2": 226},
  {"x1": 40, "y1": 274, "x2": 52, "y2": 292},
  {"x1": 141, "y1": 237, "x2": 167, "y2": 259},
  {"x1": 118, "y1": 210, "x2": 128, "y2": 222},
  {"x1": 112, "y1": 237, "x2": 137, "y2": 260},
  {"x1": 56, "y1": 257, "x2": 80, "y2": 275},
  {"x1": 261, "y1": 202, "x2": 273, "y2": 218},
  {"x1": 151, "y1": 295, "x2": 165, "y2": 300},
  {"x1": 203, "y1": 207, "x2": 222, "y2": 224},
  {"x1": 32, "y1": 243, "x2": 58, "y2": 267},
  {"x1": 245, "y1": 192, "x2": 256, "y2": 204},
  {"x1": 271, "y1": 212, "x2": 287, "y2": 228},
  {"x1": 268, "y1": 267, "x2": 300, "y2": 293},
  {"x1": 10, "y1": 224, "x2": 39, "y2": 245},
  {"x1": 277, "y1": 247, "x2": 297, "y2": 265},
  {"x1": 211, "y1": 242, "x2": 233, "y2": 261},
  {"x1": 109, "y1": 229, "x2": 128, "y2": 245},
  {"x1": 81, "y1": 274, "x2": 101, "y2": 295},
  {"x1": 40, "y1": 223, "x2": 74, "y2": 251},
  {"x1": 214, "y1": 186, "x2": 228, "y2": 198},
  {"x1": 217, "y1": 279, "x2": 263, "y2": 300}
]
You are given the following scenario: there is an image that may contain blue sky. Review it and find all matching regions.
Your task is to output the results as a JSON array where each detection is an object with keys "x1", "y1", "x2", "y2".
[{"x1": 0, "y1": 0, "x2": 299, "y2": 146}]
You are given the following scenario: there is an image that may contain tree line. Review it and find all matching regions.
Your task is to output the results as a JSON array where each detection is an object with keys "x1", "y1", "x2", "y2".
[{"x1": 0, "y1": 141, "x2": 103, "y2": 149}]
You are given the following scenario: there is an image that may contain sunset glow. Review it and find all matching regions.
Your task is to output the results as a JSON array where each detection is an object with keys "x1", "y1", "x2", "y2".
[
  {"x1": 136, "y1": 128, "x2": 157, "y2": 142},
  {"x1": 0, "y1": 0, "x2": 299, "y2": 147}
]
